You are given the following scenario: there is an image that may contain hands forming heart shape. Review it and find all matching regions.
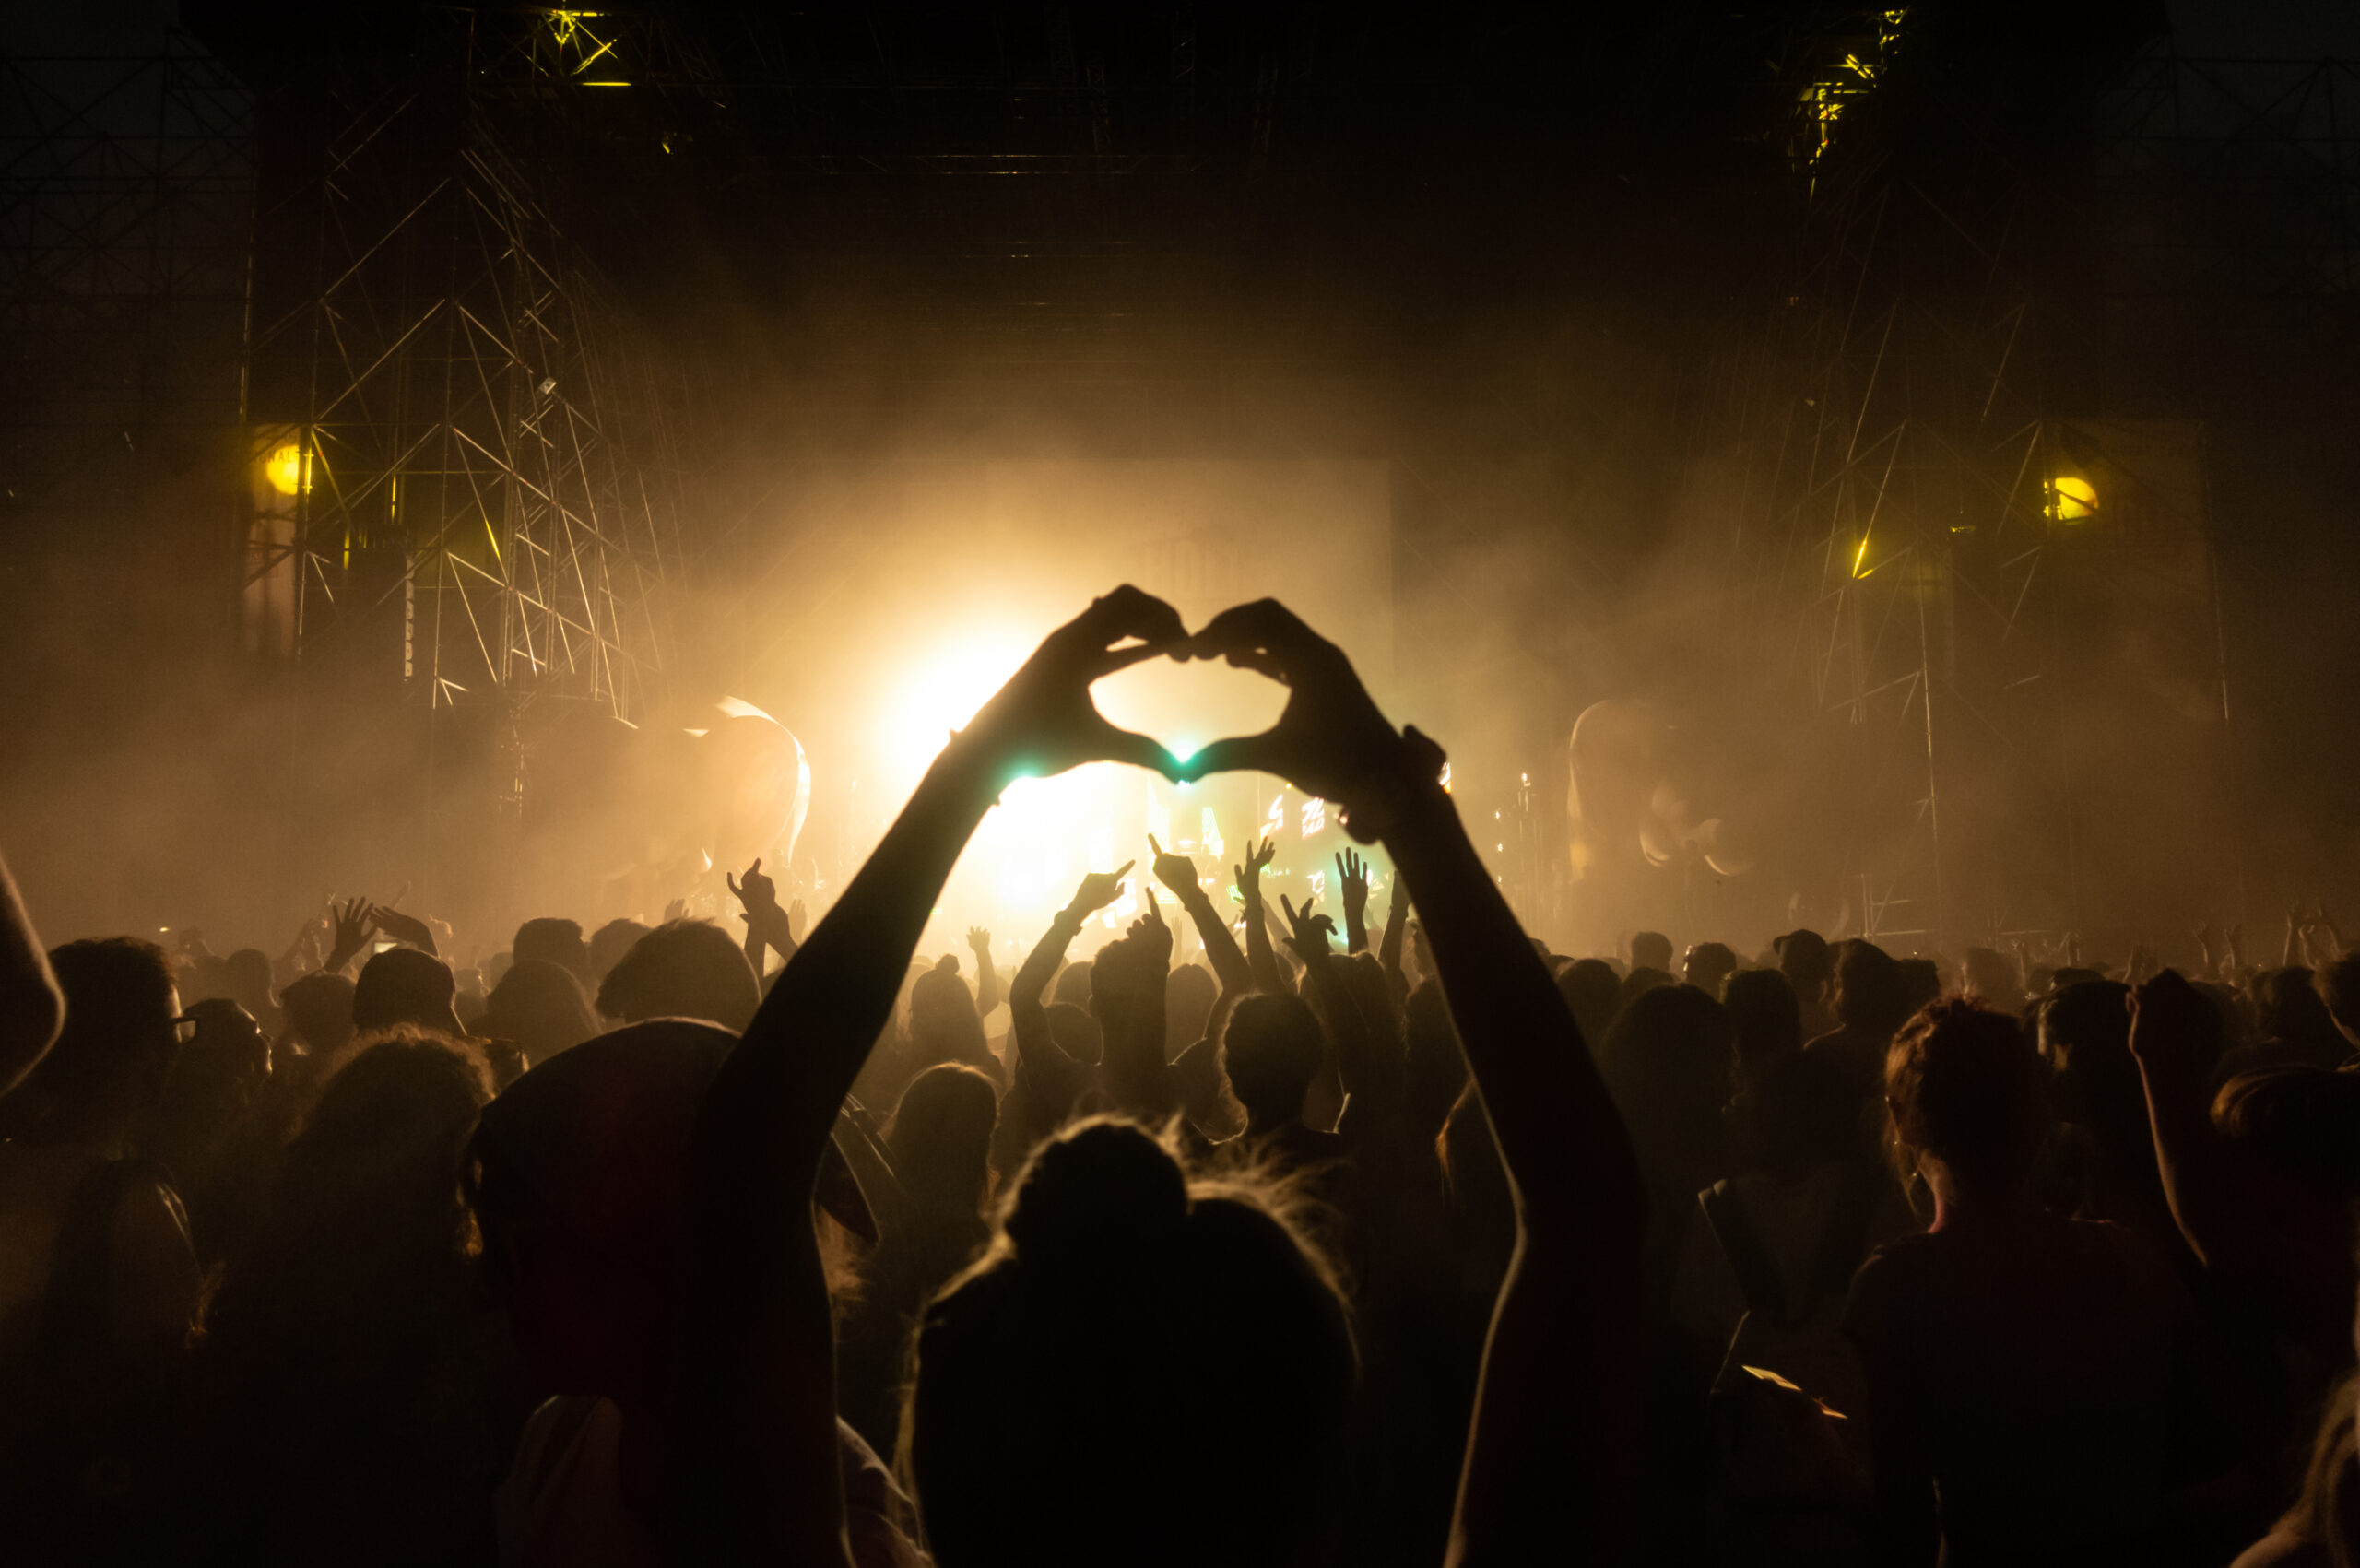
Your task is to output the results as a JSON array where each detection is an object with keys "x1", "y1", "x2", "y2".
[{"x1": 957, "y1": 586, "x2": 1448, "y2": 843}]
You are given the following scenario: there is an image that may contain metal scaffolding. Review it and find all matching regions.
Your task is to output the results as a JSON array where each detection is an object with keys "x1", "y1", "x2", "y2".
[
  {"x1": 247, "y1": 34, "x2": 687, "y2": 726},
  {"x1": 1718, "y1": 14, "x2": 2079, "y2": 949}
]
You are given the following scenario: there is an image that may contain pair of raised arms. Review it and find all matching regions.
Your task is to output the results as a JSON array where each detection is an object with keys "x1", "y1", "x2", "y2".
[{"x1": 670, "y1": 590, "x2": 1646, "y2": 1568}]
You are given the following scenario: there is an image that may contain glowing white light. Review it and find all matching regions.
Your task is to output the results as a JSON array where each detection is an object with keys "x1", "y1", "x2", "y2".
[
  {"x1": 1301, "y1": 797, "x2": 1326, "y2": 836},
  {"x1": 874, "y1": 633, "x2": 1032, "y2": 791},
  {"x1": 1200, "y1": 807, "x2": 1223, "y2": 867}
]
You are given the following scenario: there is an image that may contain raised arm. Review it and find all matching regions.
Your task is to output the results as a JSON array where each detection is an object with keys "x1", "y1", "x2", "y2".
[
  {"x1": 1009, "y1": 868, "x2": 1130, "y2": 1123},
  {"x1": 1235, "y1": 834, "x2": 1289, "y2": 994},
  {"x1": 1336, "y1": 848, "x2": 1372, "y2": 955},
  {"x1": 662, "y1": 588, "x2": 1188, "y2": 1565},
  {"x1": 1094, "y1": 899, "x2": 1179, "y2": 1121},
  {"x1": 0, "y1": 850, "x2": 64, "y2": 1099},
  {"x1": 1186, "y1": 599, "x2": 1646, "y2": 1568},
  {"x1": 1151, "y1": 834, "x2": 1251, "y2": 995},
  {"x1": 1280, "y1": 892, "x2": 1398, "y2": 1142},
  {"x1": 726, "y1": 858, "x2": 800, "y2": 976},
  {"x1": 966, "y1": 926, "x2": 1005, "y2": 1016}
]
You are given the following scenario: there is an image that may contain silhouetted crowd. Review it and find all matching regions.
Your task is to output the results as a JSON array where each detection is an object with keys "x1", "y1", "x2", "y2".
[{"x1": 2, "y1": 591, "x2": 2356, "y2": 1567}]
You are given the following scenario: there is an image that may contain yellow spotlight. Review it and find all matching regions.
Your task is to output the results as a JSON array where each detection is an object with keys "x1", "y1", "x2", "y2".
[
  {"x1": 2049, "y1": 475, "x2": 2097, "y2": 521},
  {"x1": 265, "y1": 441, "x2": 309, "y2": 497},
  {"x1": 1851, "y1": 536, "x2": 1870, "y2": 577}
]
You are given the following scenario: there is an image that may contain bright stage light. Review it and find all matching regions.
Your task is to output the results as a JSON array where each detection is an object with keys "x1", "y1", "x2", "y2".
[
  {"x1": 265, "y1": 441, "x2": 309, "y2": 497},
  {"x1": 2048, "y1": 475, "x2": 2098, "y2": 521},
  {"x1": 874, "y1": 632, "x2": 1033, "y2": 789}
]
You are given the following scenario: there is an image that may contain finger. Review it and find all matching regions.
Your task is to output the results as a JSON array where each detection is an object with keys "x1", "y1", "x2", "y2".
[
  {"x1": 726, "y1": 874, "x2": 741, "y2": 897},
  {"x1": 1189, "y1": 599, "x2": 1320, "y2": 667},
  {"x1": 1095, "y1": 641, "x2": 1175, "y2": 679},
  {"x1": 1081, "y1": 585, "x2": 1189, "y2": 656},
  {"x1": 749, "y1": 857, "x2": 761, "y2": 876},
  {"x1": 1280, "y1": 893, "x2": 1298, "y2": 923},
  {"x1": 1221, "y1": 644, "x2": 1288, "y2": 681},
  {"x1": 1148, "y1": 833, "x2": 1164, "y2": 857},
  {"x1": 1112, "y1": 859, "x2": 1136, "y2": 880}
]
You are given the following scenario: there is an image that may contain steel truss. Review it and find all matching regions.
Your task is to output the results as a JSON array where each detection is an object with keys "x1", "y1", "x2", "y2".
[
  {"x1": 1721, "y1": 26, "x2": 2319, "y2": 949},
  {"x1": 250, "y1": 47, "x2": 686, "y2": 725}
]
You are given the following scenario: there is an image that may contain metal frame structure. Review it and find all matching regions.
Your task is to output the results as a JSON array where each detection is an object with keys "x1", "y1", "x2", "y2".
[
  {"x1": 249, "y1": 28, "x2": 687, "y2": 726},
  {"x1": 1720, "y1": 26, "x2": 2344, "y2": 948},
  {"x1": 1718, "y1": 14, "x2": 2073, "y2": 949}
]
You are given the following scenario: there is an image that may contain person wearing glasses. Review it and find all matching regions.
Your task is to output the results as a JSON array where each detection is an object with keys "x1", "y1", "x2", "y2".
[{"x1": 0, "y1": 934, "x2": 204, "y2": 1531}]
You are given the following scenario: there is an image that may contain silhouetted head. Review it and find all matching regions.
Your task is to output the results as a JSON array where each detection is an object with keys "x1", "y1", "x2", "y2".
[
  {"x1": 1722, "y1": 967, "x2": 1803, "y2": 1090},
  {"x1": 1088, "y1": 927, "x2": 1164, "y2": 1030},
  {"x1": 1682, "y1": 942, "x2": 1739, "y2": 996},
  {"x1": 1620, "y1": 965, "x2": 1672, "y2": 1014},
  {"x1": 887, "y1": 1063, "x2": 1000, "y2": 1216},
  {"x1": 148, "y1": 998, "x2": 269, "y2": 1201},
  {"x1": 1834, "y1": 939, "x2": 1910, "y2": 1040},
  {"x1": 1776, "y1": 928, "x2": 1834, "y2": 1006},
  {"x1": 1556, "y1": 958, "x2": 1622, "y2": 1051},
  {"x1": 2038, "y1": 981, "x2": 2138, "y2": 1142},
  {"x1": 466, "y1": 1020, "x2": 737, "y2": 1394},
  {"x1": 352, "y1": 948, "x2": 465, "y2": 1038},
  {"x1": 1896, "y1": 956, "x2": 1942, "y2": 1016},
  {"x1": 278, "y1": 971, "x2": 356, "y2": 1059},
  {"x1": 589, "y1": 918, "x2": 651, "y2": 983},
  {"x1": 224, "y1": 947, "x2": 277, "y2": 1020},
  {"x1": 906, "y1": 954, "x2": 991, "y2": 1071},
  {"x1": 594, "y1": 919, "x2": 761, "y2": 1032},
  {"x1": 1630, "y1": 930, "x2": 1674, "y2": 973},
  {"x1": 1883, "y1": 998, "x2": 2044, "y2": 1201},
  {"x1": 1601, "y1": 983, "x2": 1736, "y2": 1180},
  {"x1": 910, "y1": 1119, "x2": 1355, "y2": 1568},
  {"x1": 206, "y1": 1031, "x2": 492, "y2": 1365},
  {"x1": 1165, "y1": 961, "x2": 1218, "y2": 1054},
  {"x1": 9, "y1": 937, "x2": 181, "y2": 1142},
  {"x1": 2258, "y1": 968, "x2": 2348, "y2": 1061},
  {"x1": 1402, "y1": 981, "x2": 1467, "y2": 1139},
  {"x1": 2212, "y1": 1068, "x2": 2360, "y2": 1197},
  {"x1": 1052, "y1": 960, "x2": 1093, "y2": 1008},
  {"x1": 1221, "y1": 993, "x2": 1326, "y2": 1130},
  {"x1": 513, "y1": 917, "x2": 591, "y2": 985},
  {"x1": 1961, "y1": 947, "x2": 2024, "y2": 1011},
  {"x1": 478, "y1": 958, "x2": 598, "y2": 1065}
]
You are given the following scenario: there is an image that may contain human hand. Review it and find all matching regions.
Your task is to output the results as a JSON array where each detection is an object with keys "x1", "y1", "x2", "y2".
[
  {"x1": 326, "y1": 897, "x2": 374, "y2": 970},
  {"x1": 1335, "y1": 848, "x2": 1370, "y2": 922},
  {"x1": 726, "y1": 857, "x2": 780, "y2": 921},
  {"x1": 1181, "y1": 598, "x2": 1442, "y2": 840},
  {"x1": 1148, "y1": 833, "x2": 1199, "y2": 899},
  {"x1": 368, "y1": 904, "x2": 439, "y2": 957},
  {"x1": 665, "y1": 898, "x2": 690, "y2": 925},
  {"x1": 1234, "y1": 834, "x2": 1277, "y2": 895},
  {"x1": 1279, "y1": 892, "x2": 1338, "y2": 963},
  {"x1": 1067, "y1": 860, "x2": 1136, "y2": 920},
  {"x1": 966, "y1": 925, "x2": 992, "y2": 959},
  {"x1": 1131, "y1": 894, "x2": 1173, "y2": 963},
  {"x1": 958, "y1": 586, "x2": 1191, "y2": 784}
]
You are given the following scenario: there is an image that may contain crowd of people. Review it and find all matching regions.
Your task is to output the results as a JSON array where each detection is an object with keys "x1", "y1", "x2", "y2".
[{"x1": 2, "y1": 589, "x2": 2358, "y2": 1566}]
